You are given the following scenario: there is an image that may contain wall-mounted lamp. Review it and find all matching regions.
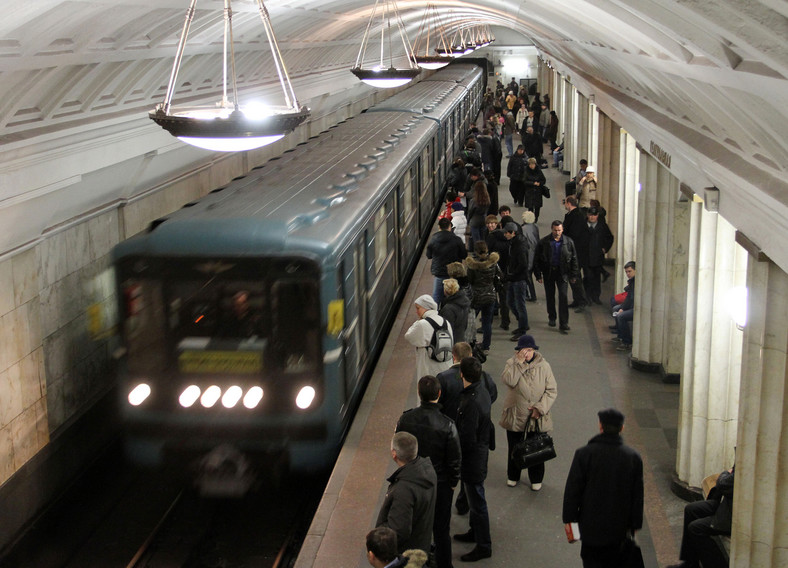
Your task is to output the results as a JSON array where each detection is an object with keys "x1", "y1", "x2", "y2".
[
  {"x1": 149, "y1": 0, "x2": 309, "y2": 152},
  {"x1": 725, "y1": 286, "x2": 748, "y2": 330}
]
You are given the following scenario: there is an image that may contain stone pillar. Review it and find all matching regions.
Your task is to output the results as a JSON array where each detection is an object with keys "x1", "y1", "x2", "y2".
[
  {"x1": 631, "y1": 153, "x2": 688, "y2": 380},
  {"x1": 564, "y1": 84, "x2": 578, "y2": 176},
  {"x1": 596, "y1": 113, "x2": 621, "y2": 260},
  {"x1": 676, "y1": 201, "x2": 744, "y2": 487},
  {"x1": 614, "y1": 131, "x2": 639, "y2": 291},
  {"x1": 731, "y1": 253, "x2": 788, "y2": 567}
]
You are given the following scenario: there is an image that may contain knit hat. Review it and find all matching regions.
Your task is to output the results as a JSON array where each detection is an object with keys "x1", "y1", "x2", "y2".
[
  {"x1": 515, "y1": 334, "x2": 539, "y2": 351},
  {"x1": 503, "y1": 222, "x2": 518, "y2": 234},
  {"x1": 414, "y1": 294, "x2": 437, "y2": 311},
  {"x1": 451, "y1": 202, "x2": 464, "y2": 211}
]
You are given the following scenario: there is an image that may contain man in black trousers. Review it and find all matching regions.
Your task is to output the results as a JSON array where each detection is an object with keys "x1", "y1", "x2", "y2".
[
  {"x1": 562, "y1": 408, "x2": 644, "y2": 568},
  {"x1": 534, "y1": 220, "x2": 581, "y2": 334},
  {"x1": 397, "y1": 376, "x2": 462, "y2": 568}
]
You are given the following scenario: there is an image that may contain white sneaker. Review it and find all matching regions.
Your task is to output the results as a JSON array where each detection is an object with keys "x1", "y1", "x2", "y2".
[
  {"x1": 506, "y1": 479, "x2": 517, "y2": 487},
  {"x1": 530, "y1": 483, "x2": 542, "y2": 491}
]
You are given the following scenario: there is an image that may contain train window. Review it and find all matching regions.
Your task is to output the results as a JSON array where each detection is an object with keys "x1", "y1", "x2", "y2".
[
  {"x1": 373, "y1": 206, "x2": 388, "y2": 273},
  {"x1": 401, "y1": 170, "x2": 413, "y2": 219},
  {"x1": 421, "y1": 145, "x2": 431, "y2": 195},
  {"x1": 271, "y1": 280, "x2": 320, "y2": 374}
]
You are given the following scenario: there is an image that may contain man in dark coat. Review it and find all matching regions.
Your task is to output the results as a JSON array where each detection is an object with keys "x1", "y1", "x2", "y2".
[
  {"x1": 397, "y1": 376, "x2": 462, "y2": 568},
  {"x1": 577, "y1": 207, "x2": 614, "y2": 305},
  {"x1": 453, "y1": 357, "x2": 493, "y2": 562},
  {"x1": 503, "y1": 222, "x2": 531, "y2": 340},
  {"x1": 562, "y1": 195, "x2": 589, "y2": 311},
  {"x1": 376, "y1": 431, "x2": 438, "y2": 555},
  {"x1": 533, "y1": 221, "x2": 581, "y2": 334},
  {"x1": 475, "y1": 129, "x2": 495, "y2": 172},
  {"x1": 613, "y1": 262, "x2": 636, "y2": 351},
  {"x1": 426, "y1": 217, "x2": 468, "y2": 306},
  {"x1": 562, "y1": 408, "x2": 644, "y2": 568},
  {"x1": 437, "y1": 343, "x2": 498, "y2": 423}
]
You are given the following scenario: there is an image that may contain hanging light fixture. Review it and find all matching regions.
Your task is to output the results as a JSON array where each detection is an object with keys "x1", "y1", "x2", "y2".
[
  {"x1": 149, "y1": 0, "x2": 310, "y2": 152},
  {"x1": 351, "y1": 0, "x2": 421, "y2": 88},
  {"x1": 412, "y1": 4, "x2": 452, "y2": 70}
]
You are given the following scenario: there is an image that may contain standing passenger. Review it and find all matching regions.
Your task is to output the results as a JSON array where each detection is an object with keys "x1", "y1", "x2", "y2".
[
  {"x1": 425, "y1": 218, "x2": 467, "y2": 305},
  {"x1": 404, "y1": 295, "x2": 454, "y2": 380},
  {"x1": 562, "y1": 409, "x2": 644, "y2": 568},
  {"x1": 533, "y1": 221, "x2": 581, "y2": 334}
]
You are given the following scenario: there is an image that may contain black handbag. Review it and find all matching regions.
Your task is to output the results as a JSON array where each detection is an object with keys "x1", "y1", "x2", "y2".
[
  {"x1": 511, "y1": 419, "x2": 556, "y2": 469},
  {"x1": 541, "y1": 185, "x2": 551, "y2": 198},
  {"x1": 620, "y1": 535, "x2": 645, "y2": 568}
]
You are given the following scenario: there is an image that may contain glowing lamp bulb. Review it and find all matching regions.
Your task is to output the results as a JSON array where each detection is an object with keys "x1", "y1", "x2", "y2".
[
  {"x1": 243, "y1": 386, "x2": 264, "y2": 409},
  {"x1": 128, "y1": 383, "x2": 151, "y2": 406},
  {"x1": 222, "y1": 385, "x2": 244, "y2": 408},
  {"x1": 296, "y1": 386, "x2": 316, "y2": 409},
  {"x1": 179, "y1": 385, "x2": 201, "y2": 408},
  {"x1": 201, "y1": 385, "x2": 222, "y2": 408}
]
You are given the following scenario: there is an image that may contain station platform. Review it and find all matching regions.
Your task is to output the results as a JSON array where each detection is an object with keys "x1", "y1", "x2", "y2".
[{"x1": 295, "y1": 159, "x2": 686, "y2": 568}]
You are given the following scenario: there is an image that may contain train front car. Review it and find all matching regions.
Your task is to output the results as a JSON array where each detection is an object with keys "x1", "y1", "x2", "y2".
[{"x1": 114, "y1": 223, "x2": 331, "y2": 472}]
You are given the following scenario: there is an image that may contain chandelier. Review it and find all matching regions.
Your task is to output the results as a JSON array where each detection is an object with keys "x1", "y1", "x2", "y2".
[
  {"x1": 412, "y1": 4, "x2": 452, "y2": 70},
  {"x1": 149, "y1": 0, "x2": 310, "y2": 152},
  {"x1": 350, "y1": 0, "x2": 421, "y2": 88}
]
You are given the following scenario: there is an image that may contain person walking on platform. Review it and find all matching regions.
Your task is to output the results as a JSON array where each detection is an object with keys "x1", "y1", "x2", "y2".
[
  {"x1": 499, "y1": 334, "x2": 557, "y2": 490},
  {"x1": 503, "y1": 222, "x2": 531, "y2": 340},
  {"x1": 534, "y1": 221, "x2": 581, "y2": 334},
  {"x1": 376, "y1": 432, "x2": 438, "y2": 556},
  {"x1": 437, "y1": 343, "x2": 498, "y2": 423},
  {"x1": 365, "y1": 527, "x2": 429, "y2": 568},
  {"x1": 506, "y1": 145, "x2": 528, "y2": 207},
  {"x1": 453, "y1": 357, "x2": 494, "y2": 562},
  {"x1": 562, "y1": 195, "x2": 589, "y2": 312},
  {"x1": 562, "y1": 408, "x2": 644, "y2": 568},
  {"x1": 426, "y1": 218, "x2": 467, "y2": 305},
  {"x1": 397, "y1": 376, "x2": 462, "y2": 568},
  {"x1": 405, "y1": 295, "x2": 454, "y2": 380}
]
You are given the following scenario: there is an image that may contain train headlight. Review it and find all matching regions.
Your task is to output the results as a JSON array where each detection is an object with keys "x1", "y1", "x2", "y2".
[
  {"x1": 221, "y1": 386, "x2": 243, "y2": 408},
  {"x1": 243, "y1": 387, "x2": 264, "y2": 409},
  {"x1": 295, "y1": 386, "x2": 316, "y2": 409},
  {"x1": 179, "y1": 385, "x2": 201, "y2": 408},
  {"x1": 201, "y1": 385, "x2": 222, "y2": 408},
  {"x1": 128, "y1": 383, "x2": 151, "y2": 406}
]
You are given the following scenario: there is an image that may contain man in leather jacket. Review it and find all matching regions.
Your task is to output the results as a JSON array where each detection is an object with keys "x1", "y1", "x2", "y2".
[{"x1": 397, "y1": 375, "x2": 462, "y2": 568}]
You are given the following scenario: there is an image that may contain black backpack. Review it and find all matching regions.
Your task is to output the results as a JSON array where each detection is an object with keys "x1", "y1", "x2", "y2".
[{"x1": 425, "y1": 317, "x2": 453, "y2": 363}]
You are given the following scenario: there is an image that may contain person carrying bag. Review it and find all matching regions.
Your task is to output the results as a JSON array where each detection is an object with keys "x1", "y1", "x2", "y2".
[{"x1": 499, "y1": 334, "x2": 558, "y2": 490}]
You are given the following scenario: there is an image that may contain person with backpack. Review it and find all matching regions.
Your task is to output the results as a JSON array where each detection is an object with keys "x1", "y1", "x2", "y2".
[{"x1": 405, "y1": 295, "x2": 454, "y2": 381}]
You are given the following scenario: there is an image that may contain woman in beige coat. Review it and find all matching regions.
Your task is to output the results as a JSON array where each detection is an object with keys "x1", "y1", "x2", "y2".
[{"x1": 499, "y1": 334, "x2": 557, "y2": 490}]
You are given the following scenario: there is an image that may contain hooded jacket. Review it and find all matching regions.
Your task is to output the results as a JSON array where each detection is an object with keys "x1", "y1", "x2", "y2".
[
  {"x1": 404, "y1": 310, "x2": 454, "y2": 379},
  {"x1": 425, "y1": 230, "x2": 467, "y2": 278},
  {"x1": 464, "y1": 252, "x2": 501, "y2": 308},
  {"x1": 376, "y1": 456, "x2": 438, "y2": 554},
  {"x1": 499, "y1": 351, "x2": 557, "y2": 433}
]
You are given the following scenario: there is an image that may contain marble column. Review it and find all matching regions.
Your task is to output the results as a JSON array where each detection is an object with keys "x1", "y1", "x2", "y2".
[
  {"x1": 731, "y1": 254, "x2": 788, "y2": 567},
  {"x1": 676, "y1": 201, "x2": 744, "y2": 487},
  {"x1": 614, "y1": 131, "x2": 639, "y2": 291},
  {"x1": 631, "y1": 153, "x2": 688, "y2": 380},
  {"x1": 596, "y1": 113, "x2": 621, "y2": 260},
  {"x1": 564, "y1": 85, "x2": 578, "y2": 176}
]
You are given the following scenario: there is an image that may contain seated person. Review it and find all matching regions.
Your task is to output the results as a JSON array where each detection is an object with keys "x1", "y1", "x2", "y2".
[
  {"x1": 552, "y1": 141, "x2": 564, "y2": 168},
  {"x1": 611, "y1": 262, "x2": 635, "y2": 351},
  {"x1": 667, "y1": 465, "x2": 735, "y2": 568}
]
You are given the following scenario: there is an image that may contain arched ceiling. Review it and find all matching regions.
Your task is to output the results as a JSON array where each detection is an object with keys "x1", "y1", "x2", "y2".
[{"x1": 0, "y1": 0, "x2": 787, "y2": 267}]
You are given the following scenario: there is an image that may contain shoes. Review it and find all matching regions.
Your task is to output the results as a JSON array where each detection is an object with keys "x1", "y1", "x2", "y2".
[
  {"x1": 460, "y1": 547, "x2": 492, "y2": 562},
  {"x1": 616, "y1": 343, "x2": 632, "y2": 351},
  {"x1": 530, "y1": 483, "x2": 542, "y2": 491},
  {"x1": 483, "y1": 349, "x2": 490, "y2": 355},
  {"x1": 574, "y1": 305, "x2": 585, "y2": 313},
  {"x1": 568, "y1": 302, "x2": 579, "y2": 308},
  {"x1": 453, "y1": 531, "x2": 476, "y2": 543},
  {"x1": 499, "y1": 323, "x2": 510, "y2": 331},
  {"x1": 548, "y1": 319, "x2": 556, "y2": 327},
  {"x1": 526, "y1": 298, "x2": 537, "y2": 303},
  {"x1": 611, "y1": 337, "x2": 622, "y2": 343},
  {"x1": 608, "y1": 325, "x2": 618, "y2": 330},
  {"x1": 506, "y1": 479, "x2": 517, "y2": 487},
  {"x1": 559, "y1": 325, "x2": 570, "y2": 335},
  {"x1": 592, "y1": 298, "x2": 603, "y2": 305},
  {"x1": 601, "y1": 271, "x2": 610, "y2": 283},
  {"x1": 509, "y1": 334, "x2": 521, "y2": 341}
]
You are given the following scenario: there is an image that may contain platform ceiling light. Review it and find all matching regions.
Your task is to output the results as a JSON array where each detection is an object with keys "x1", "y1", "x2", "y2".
[
  {"x1": 413, "y1": 4, "x2": 452, "y2": 70},
  {"x1": 351, "y1": 0, "x2": 421, "y2": 88},
  {"x1": 149, "y1": 0, "x2": 310, "y2": 152}
]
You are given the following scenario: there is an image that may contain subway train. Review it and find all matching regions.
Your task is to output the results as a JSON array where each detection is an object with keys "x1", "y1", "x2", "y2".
[{"x1": 113, "y1": 63, "x2": 485, "y2": 472}]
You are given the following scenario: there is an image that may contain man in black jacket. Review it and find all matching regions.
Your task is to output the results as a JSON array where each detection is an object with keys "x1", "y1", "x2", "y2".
[
  {"x1": 376, "y1": 432, "x2": 438, "y2": 555},
  {"x1": 426, "y1": 218, "x2": 468, "y2": 306},
  {"x1": 577, "y1": 207, "x2": 614, "y2": 305},
  {"x1": 453, "y1": 357, "x2": 493, "y2": 562},
  {"x1": 503, "y1": 222, "x2": 531, "y2": 340},
  {"x1": 562, "y1": 408, "x2": 644, "y2": 568},
  {"x1": 563, "y1": 195, "x2": 589, "y2": 312},
  {"x1": 612, "y1": 261, "x2": 636, "y2": 351},
  {"x1": 534, "y1": 220, "x2": 581, "y2": 334},
  {"x1": 397, "y1": 375, "x2": 462, "y2": 568}
]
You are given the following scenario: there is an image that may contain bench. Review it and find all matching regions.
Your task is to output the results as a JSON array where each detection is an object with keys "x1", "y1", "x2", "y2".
[{"x1": 701, "y1": 474, "x2": 731, "y2": 562}]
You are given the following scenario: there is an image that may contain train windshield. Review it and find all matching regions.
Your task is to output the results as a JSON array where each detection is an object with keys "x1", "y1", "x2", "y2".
[{"x1": 118, "y1": 256, "x2": 321, "y2": 379}]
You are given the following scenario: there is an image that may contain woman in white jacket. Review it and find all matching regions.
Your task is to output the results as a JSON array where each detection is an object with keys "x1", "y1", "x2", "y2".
[
  {"x1": 499, "y1": 334, "x2": 557, "y2": 490},
  {"x1": 404, "y1": 295, "x2": 455, "y2": 381}
]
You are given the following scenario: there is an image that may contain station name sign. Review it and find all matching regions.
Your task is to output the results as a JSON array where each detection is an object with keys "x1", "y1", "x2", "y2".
[{"x1": 650, "y1": 141, "x2": 671, "y2": 168}]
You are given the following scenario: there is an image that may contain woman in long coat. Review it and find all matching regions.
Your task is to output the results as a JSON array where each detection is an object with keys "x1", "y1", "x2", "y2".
[
  {"x1": 522, "y1": 158, "x2": 547, "y2": 222},
  {"x1": 506, "y1": 145, "x2": 528, "y2": 207},
  {"x1": 499, "y1": 334, "x2": 557, "y2": 490}
]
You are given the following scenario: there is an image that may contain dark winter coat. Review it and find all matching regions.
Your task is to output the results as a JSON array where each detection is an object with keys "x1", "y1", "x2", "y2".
[
  {"x1": 447, "y1": 164, "x2": 468, "y2": 192},
  {"x1": 576, "y1": 220, "x2": 614, "y2": 268},
  {"x1": 465, "y1": 252, "x2": 501, "y2": 308},
  {"x1": 426, "y1": 230, "x2": 467, "y2": 278},
  {"x1": 376, "y1": 456, "x2": 438, "y2": 554},
  {"x1": 437, "y1": 366, "x2": 498, "y2": 423},
  {"x1": 562, "y1": 207, "x2": 587, "y2": 243},
  {"x1": 523, "y1": 164, "x2": 547, "y2": 211},
  {"x1": 620, "y1": 277, "x2": 635, "y2": 311},
  {"x1": 562, "y1": 433, "x2": 644, "y2": 547},
  {"x1": 475, "y1": 134, "x2": 495, "y2": 168},
  {"x1": 507, "y1": 152, "x2": 528, "y2": 182},
  {"x1": 456, "y1": 381, "x2": 493, "y2": 484},
  {"x1": 506, "y1": 233, "x2": 531, "y2": 282},
  {"x1": 522, "y1": 131, "x2": 543, "y2": 158},
  {"x1": 485, "y1": 229, "x2": 511, "y2": 273},
  {"x1": 533, "y1": 235, "x2": 581, "y2": 282},
  {"x1": 467, "y1": 196, "x2": 490, "y2": 229},
  {"x1": 439, "y1": 291, "x2": 470, "y2": 344},
  {"x1": 397, "y1": 402, "x2": 461, "y2": 487}
]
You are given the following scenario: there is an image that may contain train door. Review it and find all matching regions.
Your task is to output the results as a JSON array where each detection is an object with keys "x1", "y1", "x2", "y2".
[
  {"x1": 338, "y1": 254, "x2": 359, "y2": 405},
  {"x1": 398, "y1": 164, "x2": 418, "y2": 281},
  {"x1": 365, "y1": 196, "x2": 396, "y2": 348},
  {"x1": 354, "y1": 238, "x2": 368, "y2": 369}
]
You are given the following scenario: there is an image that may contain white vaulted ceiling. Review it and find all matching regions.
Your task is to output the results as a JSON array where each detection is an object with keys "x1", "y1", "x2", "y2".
[{"x1": 0, "y1": 0, "x2": 787, "y2": 268}]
